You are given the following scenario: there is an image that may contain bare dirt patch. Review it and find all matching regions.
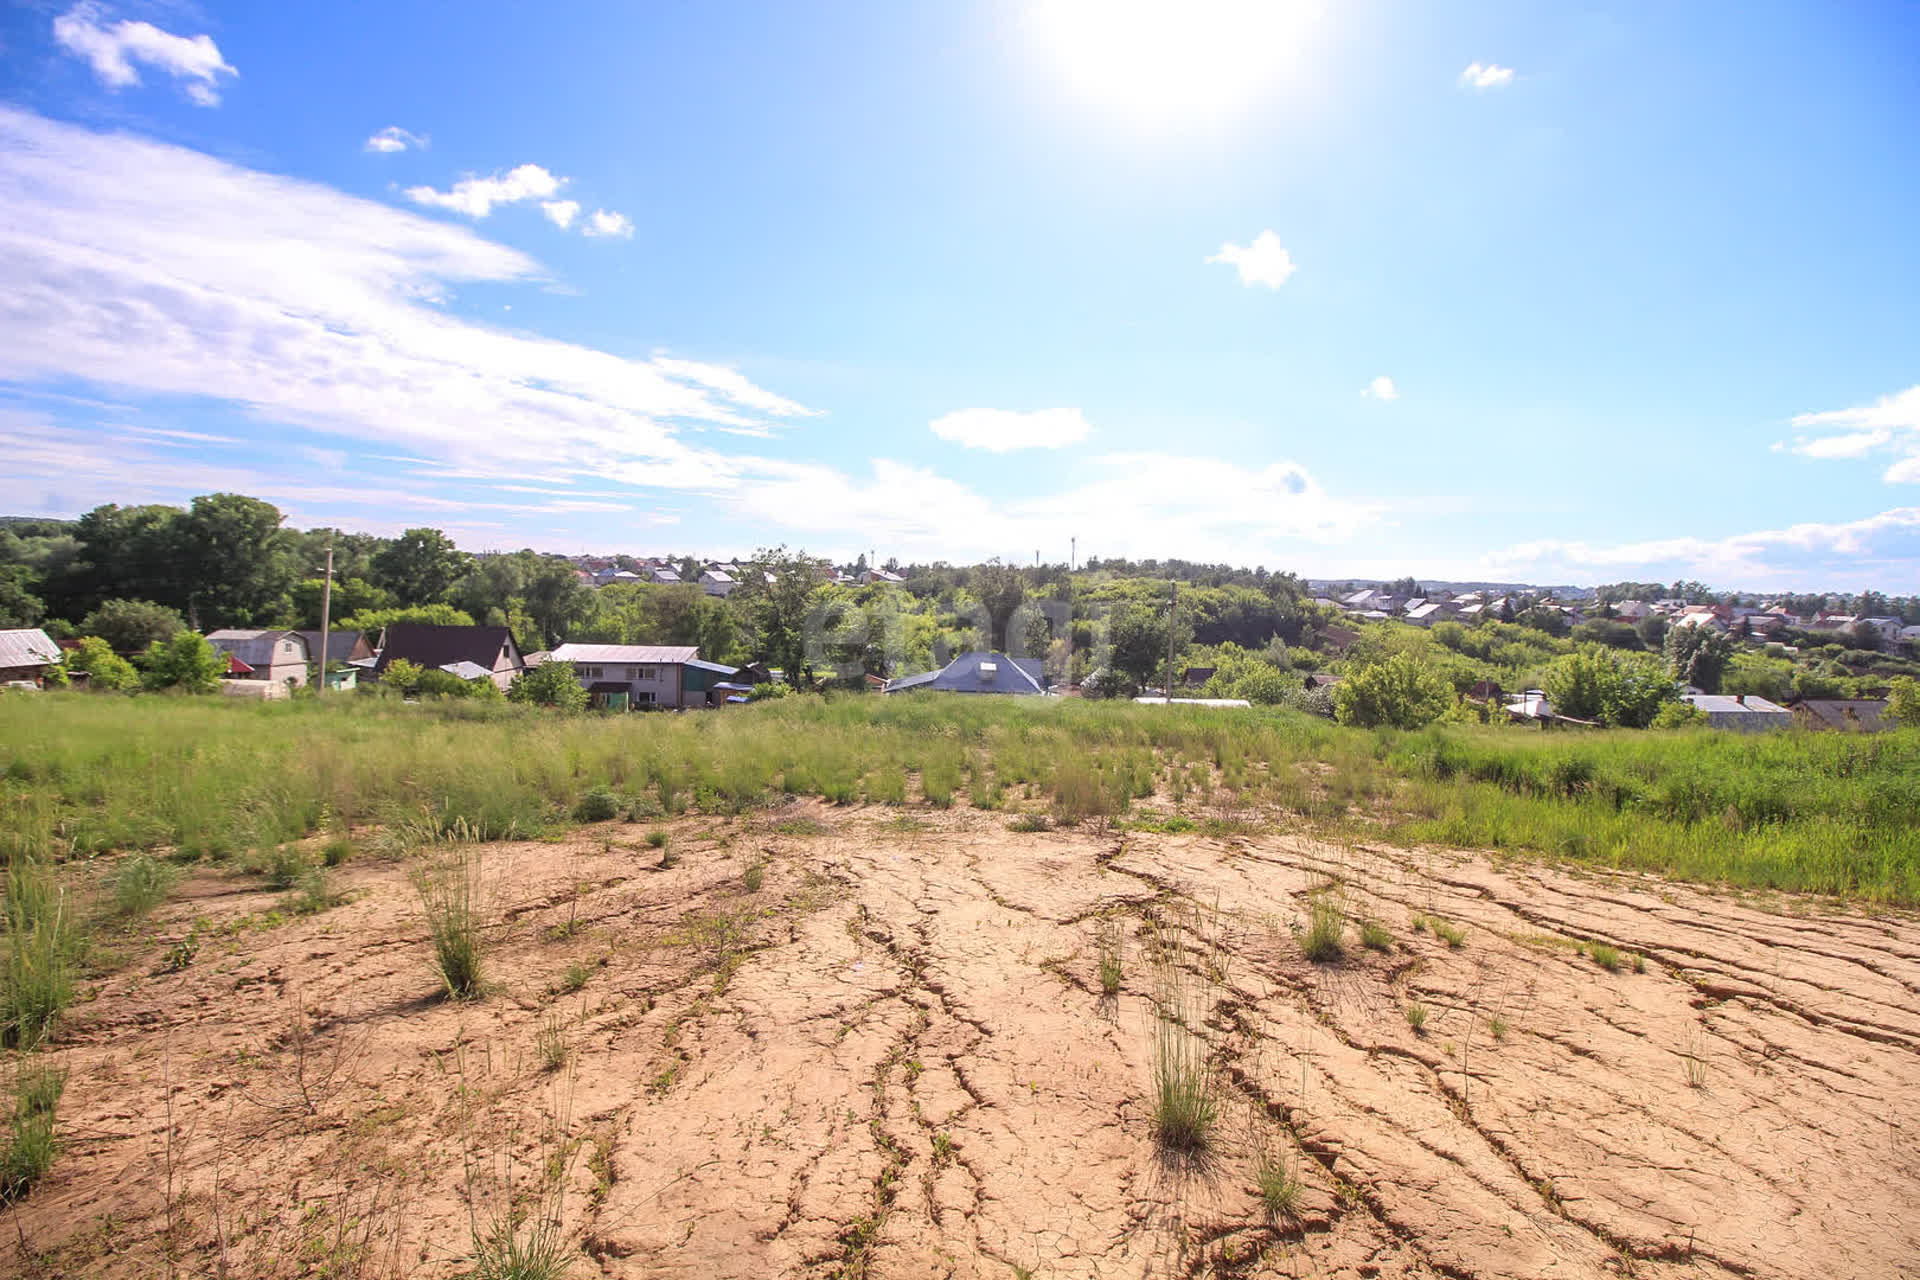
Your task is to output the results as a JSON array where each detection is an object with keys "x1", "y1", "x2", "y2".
[{"x1": 12, "y1": 806, "x2": 1919, "y2": 1278}]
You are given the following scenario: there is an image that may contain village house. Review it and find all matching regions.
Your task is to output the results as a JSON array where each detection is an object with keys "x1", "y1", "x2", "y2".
[
  {"x1": 1682, "y1": 693, "x2": 1792, "y2": 731},
  {"x1": 1790, "y1": 699, "x2": 1891, "y2": 733},
  {"x1": 546, "y1": 643, "x2": 743, "y2": 709},
  {"x1": 0, "y1": 628, "x2": 61, "y2": 686},
  {"x1": 698, "y1": 567, "x2": 736, "y2": 597},
  {"x1": 206, "y1": 630, "x2": 311, "y2": 688},
  {"x1": 374, "y1": 624, "x2": 525, "y2": 691},
  {"x1": 859, "y1": 568, "x2": 904, "y2": 585},
  {"x1": 883, "y1": 651, "x2": 1046, "y2": 695},
  {"x1": 293, "y1": 629, "x2": 375, "y2": 666}
]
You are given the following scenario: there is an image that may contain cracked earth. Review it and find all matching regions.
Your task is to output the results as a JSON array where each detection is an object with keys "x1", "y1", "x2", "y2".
[{"x1": 14, "y1": 802, "x2": 1919, "y2": 1278}]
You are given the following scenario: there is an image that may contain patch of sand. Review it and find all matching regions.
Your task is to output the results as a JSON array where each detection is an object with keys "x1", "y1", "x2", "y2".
[{"x1": 13, "y1": 805, "x2": 1919, "y2": 1278}]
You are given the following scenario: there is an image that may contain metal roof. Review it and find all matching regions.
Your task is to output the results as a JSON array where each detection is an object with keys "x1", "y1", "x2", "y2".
[
  {"x1": 0, "y1": 629, "x2": 60, "y2": 670},
  {"x1": 549, "y1": 644, "x2": 699, "y2": 664},
  {"x1": 684, "y1": 658, "x2": 740, "y2": 674},
  {"x1": 439, "y1": 661, "x2": 493, "y2": 681},
  {"x1": 205, "y1": 629, "x2": 308, "y2": 668},
  {"x1": 883, "y1": 652, "x2": 1045, "y2": 695},
  {"x1": 1683, "y1": 694, "x2": 1789, "y2": 715}
]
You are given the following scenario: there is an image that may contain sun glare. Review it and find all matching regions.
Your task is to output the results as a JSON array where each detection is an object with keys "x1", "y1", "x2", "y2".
[{"x1": 1024, "y1": 0, "x2": 1325, "y2": 130}]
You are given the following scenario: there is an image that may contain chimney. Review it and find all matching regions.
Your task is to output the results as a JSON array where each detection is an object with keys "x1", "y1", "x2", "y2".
[{"x1": 1735, "y1": 693, "x2": 1746, "y2": 706}]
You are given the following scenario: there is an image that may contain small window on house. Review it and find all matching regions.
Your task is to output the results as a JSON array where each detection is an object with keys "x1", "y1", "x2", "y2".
[{"x1": 635, "y1": 690, "x2": 655, "y2": 704}]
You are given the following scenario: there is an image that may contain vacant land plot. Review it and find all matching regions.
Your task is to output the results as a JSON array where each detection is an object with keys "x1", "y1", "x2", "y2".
[{"x1": 8, "y1": 802, "x2": 1916, "y2": 1278}]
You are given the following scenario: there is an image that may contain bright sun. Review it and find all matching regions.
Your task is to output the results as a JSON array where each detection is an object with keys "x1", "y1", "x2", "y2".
[{"x1": 1024, "y1": 0, "x2": 1326, "y2": 130}]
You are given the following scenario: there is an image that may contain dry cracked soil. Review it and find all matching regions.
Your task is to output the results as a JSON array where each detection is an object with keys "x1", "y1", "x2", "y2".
[{"x1": 12, "y1": 803, "x2": 1920, "y2": 1279}]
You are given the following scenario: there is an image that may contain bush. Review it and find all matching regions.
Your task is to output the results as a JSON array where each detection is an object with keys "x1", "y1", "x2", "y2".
[
  {"x1": 78, "y1": 600, "x2": 183, "y2": 655},
  {"x1": 111, "y1": 855, "x2": 176, "y2": 916},
  {"x1": 574, "y1": 787, "x2": 620, "y2": 822},
  {"x1": 1332, "y1": 654, "x2": 1453, "y2": 729},
  {"x1": 1543, "y1": 646, "x2": 1676, "y2": 727},
  {"x1": 61, "y1": 637, "x2": 140, "y2": 692},
  {"x1": 139, "y1": 632, "x2": 225, "y2": 694},
  {"x1": 508, "y1": 661, "x2": 588, "y2": 711},
  {"x1": 1081, "y1": 669, "x2": 1138, "y2": 701}
]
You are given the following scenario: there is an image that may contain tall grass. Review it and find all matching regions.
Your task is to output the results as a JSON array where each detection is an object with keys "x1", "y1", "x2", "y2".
[
  {"x1": 2, "y1": 857, "x2": 74, "y2": 1051},
  {"x1": 4, "y1": 693, "x2": 1919, "y2": 903},
  {"x1": 413, "y1": 848, "x2": 485, "y2": 1000},
  {"x1": 0, "y1": 1060, "x2": 65, "y2": 1203}
]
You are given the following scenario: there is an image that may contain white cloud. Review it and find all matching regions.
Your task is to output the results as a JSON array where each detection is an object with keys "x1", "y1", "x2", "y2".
[
  {"x1": 929, "y1": 407, "x2": 1091, "y2": 452},
  {"x1": 1207, "y1": 230, "x2": 1296, "y2": 289},
  {"x1": 0, "y1": 106, "x2": 814, "y2": 502},
  {"x1": 1459, "y1": 61, "x2": 1515, "y2": 90},
  {"x1": 1485, "y1": 507, "x2": 1920, "y2": 590},
  {"x1": 541, "y1": 200, "x2": 580, "y2": 230},
  {"x1": 730, "y1": 452, "x2": 1377, "y2": 563},
  {"x1": 1360, "y1": 375, "x2": 1399, "y2": 401},
  {"x1": 1787, "y1": 384, "x2": 1920, "y2": 482},
  {"x1": 406, "y1": 164, "x2": 563, "y2": 218},
  {"x1": 582, "y1": 209, "x2": 634, "y2": 239},
  {"x1": 53, "y1": 2, "x2": 237, "y2": 106},
  {"x1": 364, "y1": 126, "x2": 428, "y2": 154}
]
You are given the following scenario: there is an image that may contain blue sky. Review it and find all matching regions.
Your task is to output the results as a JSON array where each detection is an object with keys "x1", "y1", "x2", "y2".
[{"x1": 2, "y1": 0, "x2": 1917, "y2": 589}]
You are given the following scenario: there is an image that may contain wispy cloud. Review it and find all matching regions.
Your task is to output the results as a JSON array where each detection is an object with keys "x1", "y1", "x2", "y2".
[
  {"x1": 364, "y1": 126, "x2": 428, "y2": 154},
  {"x1": 1360, "y1": 375, "x2": 1399, "y2": 401},
  {"x1": 1787, "y1": 384, "x2": 1920, "y2": 483},
  {"x1": 0, "y1": 107, "x2": 812, "y2": 499},
  {"x1": 1459, "y1": 61, "x2": 1515, "y2": 90},
  {"x1": 53, "y1": 2, "x2": 237, "y2": 106},
  {"x1": 1486, "y1": 507, "x2": 1920, "y2": 590},
  {"x1": 405, "y1": 164, "x2": 564, "y2": 218},
  {"x1": 582, "y1": 209, "x2": 634, "y2": 239},
  {"x1": 1207, "y1": 230, "x2": 1296, "y2": 289},
  {"x1": 929, "y1": 407, "x2": 1091, "y2": 453}
]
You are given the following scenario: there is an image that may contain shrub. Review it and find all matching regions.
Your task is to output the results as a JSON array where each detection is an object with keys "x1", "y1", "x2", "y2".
[
  {"x1": 574, "y1": 787, "x2": 620, "y2": 823},
  {"x1": 381, "y1": 657, "x2": 425, "y2": 694},
  {"x1": 139, "y1": 632, "x2": 225, "y2": 694},
  {"x1": 287, "y1": 865, "x2": 338, "y2": 915},
  {"x1": 508, "y1": 661, "x2": 588, "y2": 711},
  {"x1": 742, "y1": 860, "x2": 765, "y2": 893},
  {"x1": 61, "y1": 637, "x2": 140, "y2": 692},
  {"x1": 78, "y1": 600, "x2": 183, "y2": 655},
  {"x1": 1007, "y1": 813, "x2": 1053, "y2": 833},
  {"x1": 262, "y1": 845, "x2": 306, "y2": 891},
  {"x1": 1332, "y1": 654, "x2": 1453, "y2": 729},
  {"x1": 645, "y1": 829, "x2": 669, "y2": 850}
]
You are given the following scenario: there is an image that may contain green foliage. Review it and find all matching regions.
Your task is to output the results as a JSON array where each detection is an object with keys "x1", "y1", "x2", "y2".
[
  {"x1": 1301, "y1": 894, "x2": 1345, "y2": 962},
  {"x1": 1255, "y1": 1154, "x2": 1301, "y2": 1221},
  {"x1": 1888, "y1": 676, "x2": 1920, "y2": 727},
  {"x1": 1107, "y1": 600, "x2": 1185, "y2": 687},
  {"x1": 337, "y1": 603, "x2": 478, "y2": 632},
  {"x1": 1333, "y1": 653, "x2": 1453, "y2": 729},
  {"x1": 731, "y1": 546, "x2": 827, "y2": 685},
  {"x1": 574, "y1": 787, "x2": 620, "y2": 822},
  {"x1": 61, "y1": 636, "x2": 139, "y2": 691},
  {"x1": 508, "y1": 661, "x2": 588, "y2": 711},
  {"x1": 139, "y1": 631, "x2": 226, "y2": 694},
  {"x1": 2, "y1": 859, "x2": 74, "y2": 1051},
  {"x1": 372, "y1": 528, "x2": 472, "y2": 606},
  {"x1": 1404, "y1": 1001, "x2": 1428, "y2": 1032},
  {"x1": 1197, "y1": 642, "x2": 1294, "y2": 704},
  {"x1": 380, "y1": 657, "x2": 425, "y2": 693},
  {"x1": 78, "y1": 599, "x2": 183, "y2": 654},
  {"x1": 1665, "y1": 625, "x2": 1733, "y2": 693},
  {"x1": 1542, "y1": 646, "x2": 1676, "y2": 727},
  {"x1": 1080, "y1": 669, "x2": 1138, "y2": 701}
]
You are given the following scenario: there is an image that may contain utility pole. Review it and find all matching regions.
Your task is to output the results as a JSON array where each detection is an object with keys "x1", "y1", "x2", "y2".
[
  {"x1": 1070, "y1": 536, "x2": 1076, "y2": 573},
  {"x1": 1164, "y1": 578, "x2": 1178, "y2": 703},
  {"x1": 317, "y1": 544, "x2": 334, "y2": 696}
]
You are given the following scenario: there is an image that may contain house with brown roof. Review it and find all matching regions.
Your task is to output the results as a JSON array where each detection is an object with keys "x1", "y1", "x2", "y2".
[
  {"x1": 0, "y1": 629, "x2": 61, "y2": 686},
  {"x1": 373, "y1": 624, "x2": 525, "y2": 692}
]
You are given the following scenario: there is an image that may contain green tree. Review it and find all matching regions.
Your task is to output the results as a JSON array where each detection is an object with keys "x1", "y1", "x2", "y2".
[
  {"x1": 522, "y1": 557, "x2": 591, "y2": 648},
  {"x1": 373, "y1": 528, "x2": 472, "y2": 606},
  {"x1": 1331, "y1": 653, "x2": 1453, "y2": 729},
  {"x1": 1543, "y1": 646, "x2": 1676, "y2": 727},
  {"x1": 1664, "y1": 625, "x2": 1733, "y2": 693},
  {"x1": 508, "y1": 660, "x2": 588, "y2": 710},
  {"x1": 56, "y1": 503, "x2": 189, "y2": 618},
  {"x1": 79, "y1": 599, "x2": 185, "y2": 653},
  {"x1": 732, "y1": 547, "x2": 823, "y2": 684},
  {"x1": 1106, "y1": 600, "x2": 1186, "y2": 688},
  {"x1": 1887, "y1": 676, "x2": 1920, "y2": 727},
  {"x1": 139, "y1": 632, "x2": 225, "y2": 693},
  {"x1": 336, "y1": 604, "x2": 477, "y2": 632},
  {"x1": 62, "y1": 636, "x2": 139, "y2": 691},
  {"x1": 1198, "y1": 642, "x2": 1293, "y2": 704},
  {"x1": 178, "y1": 493, "x2": 297, "y2": 627},
  {"x1": 969, "y1": 560, "x2": 1027, "y2": 651},
  {"x1": 1634, "y1": 615, "x2": 1669, "y2": 650},
  {"x1": 0, "y1": 566, "x2": 45, "y2": 627},
  {"x1": 291, "y1": 576, "x2": 391, "y2": 628}
]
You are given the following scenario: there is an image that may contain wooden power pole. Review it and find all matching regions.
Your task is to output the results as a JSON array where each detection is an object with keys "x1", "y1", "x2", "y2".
[
  {"x1": 1164, "y1": 578, "x2": 1178, "y2": 702},
  {"x1": 317, "y1": 545, "x2": 334, "y2": 696}
]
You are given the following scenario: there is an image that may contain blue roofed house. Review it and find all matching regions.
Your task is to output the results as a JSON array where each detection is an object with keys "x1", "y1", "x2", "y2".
[
  {"x1": 883, "y1": 651, "x2": 1047, "y2": 695},
  {"x1": 546, "y1": 643, "x2": 742, "y2": 709}
]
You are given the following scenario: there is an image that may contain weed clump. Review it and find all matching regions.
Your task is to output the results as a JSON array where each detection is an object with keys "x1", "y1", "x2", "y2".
[
  {"x1": 1300, "y1": 894, "x2": 1345, "y2": 963},
  {"x1": 1255, "y1": 1153, "x2": 1301, "y2": 1221},
  {"x1": 574, "y1": 787, "x2": 620, "y2": 823},
  {"x1": 1359, "y1": 920, "x2": 1393, "y2": 952},
  {"x1": 413, "y1": 849, "x2": 484, "y2": 1000},
  {"x1": 1007, "y1": 813, "x2": 1053, "y2": 833},
  {"x1": 742, "y1": 860, "x2": 765, "y2": 893},
  {"x1": 1404, "y1": 1001, "x2": 1429, "y2": 1033},
  {"x1": 0, "y1": 1062, "x2": 66, "y2": 1203},
  {"x1": 3, "y1": 860, "x2": 74, "y2": 1051},
  {"x1": 1590, "y1": 943, "x2": 1622, "y2": 972},
  {"x1": 1095, "y1": 917, "x2": 1124, "y2": 996},
  {"x1": 110, "y1": 855, "x2": 176, "y2": 917}
]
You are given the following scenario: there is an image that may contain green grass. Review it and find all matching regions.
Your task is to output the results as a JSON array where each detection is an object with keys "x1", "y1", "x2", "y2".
[
  {"x1": 0, "y1": 1061, "x2": 65, "y2": 1203},
  {"x1": 1095, "y1": 917, "x2": 1124, "y2": 996},
  {"x1": 1429, "y1": 918, "x2": 1467, "y2": 948},
  {"x1": 1359, "y1": 920, "x2": 1393, "y2": 952},
  {"x1": 4, "y1": 694, "x2": 1919, "y2": 905},
  {"x1": 413, "y1": 848, "x2": 484, "y2": 1000},
  {"x1": 1590, "y1": 943, "x2": 1623, "y2": 972},
  {"x1": 742, "y1": 859, "x2": 766, "y2": 893},
  {"x1": 110, "y1": 854, "x2": 176, "y2": 917},
  {"x1": 2, "y1": 858, "x2": 75, "y2": 1051},
  {"x1": 1300, "y1": 894, "x2": 1345, "y2": 963},
  {"x1": 1404, "y1": 1001, "x2": 1429, "y2": 1033},
  {"x1": 1254, "y1": 1153, "x2": 1302, "y2": 1221}
]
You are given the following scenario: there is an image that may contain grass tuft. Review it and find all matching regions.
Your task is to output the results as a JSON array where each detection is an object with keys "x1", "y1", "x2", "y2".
[
  {"x1": 412, "y1": 848, "x2": 484, "y2": 1000},
  {"x1": 1255, "y1": 1153, "x2": 1302, "y2": 1222},
  {"x1": 742, "y1": 859, "x2": 765, "y2": 893},
  {"x1": 574, "y1": 787, "x2": 620, "y2": 823},
  {"x1": 1095, "y1": 917, "x2": 1124, "y2": 996},
  {"x1": 1590, "y1": 943, "x2": 1622, "y2": 972},
  {"x1": 1359, "y1": 919, "x2": 1393, "y2": 952},
  {"x1": 1404, "y1": 1000, "x2": 1429, "y2": 1033},
  {"x1": 1300, "y1": 894, "x2": 1345, "y2": 963},
  {"x1": 110, "y1": 855, "x2": 176, "y2": 917},
  {"x1": 0, "y1": 1062, "x2": 65, "y2": 1203}
]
